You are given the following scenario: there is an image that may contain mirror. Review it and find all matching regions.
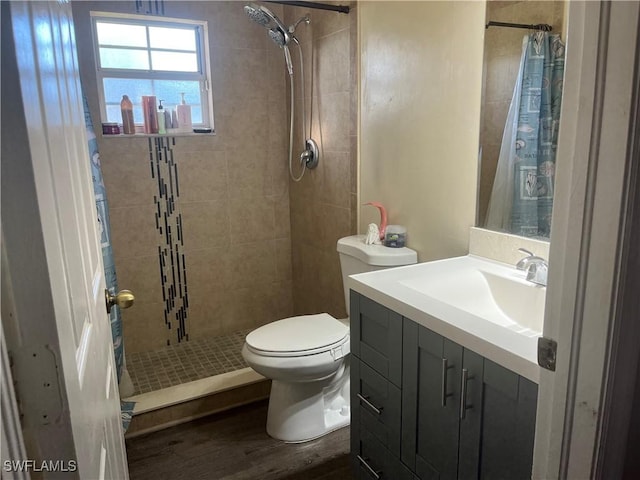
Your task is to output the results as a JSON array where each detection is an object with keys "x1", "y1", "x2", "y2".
[{"x1": 477, "y1": 1, "x2": 566, "y2": 239}]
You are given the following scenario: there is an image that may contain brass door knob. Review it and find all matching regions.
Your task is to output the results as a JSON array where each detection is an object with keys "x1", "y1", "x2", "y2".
[{"x1": 105, "y1": 289, "x2": 135, "y2": 314}]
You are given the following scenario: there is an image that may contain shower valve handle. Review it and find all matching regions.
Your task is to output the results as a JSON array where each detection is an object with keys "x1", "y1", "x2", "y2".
[{"x1": 300, "y1": 139, "x2": 319, "y2": 169}]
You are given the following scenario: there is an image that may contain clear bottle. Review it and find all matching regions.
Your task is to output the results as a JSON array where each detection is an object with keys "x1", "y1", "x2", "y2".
[
  {"x1": 120, "y1": 95, "x2": 135, "y2": 135},
  {"x1": 164, "y1": 105, "x2": 172, "y2": 132}
]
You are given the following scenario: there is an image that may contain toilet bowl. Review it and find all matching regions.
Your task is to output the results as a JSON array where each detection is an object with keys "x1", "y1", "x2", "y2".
[
  {"x1": 242, "y1": 313, "x2": 350, "y2": 442},
  {"x1": 242, "y1": 234, "x2": 418, "y2": 442}
]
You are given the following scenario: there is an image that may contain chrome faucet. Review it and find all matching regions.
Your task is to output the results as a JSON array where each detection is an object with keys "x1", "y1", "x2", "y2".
[{"x1": 516, "y1": 248, "x2": 548, "y2": 286}]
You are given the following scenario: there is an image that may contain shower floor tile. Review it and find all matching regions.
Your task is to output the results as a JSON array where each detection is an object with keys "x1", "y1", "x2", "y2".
[{"x1": 127, "y1": 329, "x2": 251, "y2": 395}]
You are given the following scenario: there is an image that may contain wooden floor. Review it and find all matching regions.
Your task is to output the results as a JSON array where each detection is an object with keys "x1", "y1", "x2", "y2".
[{"x1": 126, "y1": 400, "x2": 353, "y2": 480}]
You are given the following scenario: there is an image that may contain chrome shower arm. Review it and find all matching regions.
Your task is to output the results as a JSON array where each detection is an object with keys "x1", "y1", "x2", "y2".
[{"x1": 288, "y1": 16, "x2": 310, "y2": 34}]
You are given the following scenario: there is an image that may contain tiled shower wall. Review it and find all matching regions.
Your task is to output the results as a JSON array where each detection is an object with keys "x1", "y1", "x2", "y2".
[
  {"x1": 73, "y1": 1, "x2": 357, "y2": 354},
  {"x1": 73, "y1": 1, "x2": 294, "y2": 354},
  {"x1": 285, "y1": 3, "x2": 358, "y2": 319},
  {"x1": 478, "y1": 0, "x2": 565, "y2": 225}
]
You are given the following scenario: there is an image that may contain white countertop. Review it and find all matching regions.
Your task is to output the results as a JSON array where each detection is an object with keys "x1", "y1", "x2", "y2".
[{"x1": 348, "y1": 255, "x2": 542, "y2": 383}]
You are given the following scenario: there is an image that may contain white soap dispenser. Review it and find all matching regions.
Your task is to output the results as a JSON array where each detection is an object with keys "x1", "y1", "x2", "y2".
[{"x1": 176, "y1": 92, "x2": 192, "y2": 133}]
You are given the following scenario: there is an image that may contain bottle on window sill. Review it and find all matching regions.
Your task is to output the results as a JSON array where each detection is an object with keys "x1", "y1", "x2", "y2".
[
  {"x1": 120, "y1": 95, "x2": 135, "y2": 135},
  {"x1": 164, "y1": 104, "x2": 173, "y2": 133},
  {"x1": 141, "y1": 95, "x2": 158, "y2": 134},
  {"x1": 157, "y1": 100, "x2": 166, "y2": 134},
  {"x1": 176, "y1": 92, "x2": 192, "y2": 133}
]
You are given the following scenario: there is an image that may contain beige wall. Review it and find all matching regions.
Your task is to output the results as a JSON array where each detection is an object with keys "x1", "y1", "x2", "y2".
[
  {"x1": 73, "y1": 1, "x2": 294, "y2": 353},
  {"x1": 478, "y1": 0, "x2": 565, "y2": 226},
  {"x1": 359, "y1": 1, "x2": 485, "y2": 262},
  {"x1": 285, "y1": 3, "x2": 358, "y2": 318}
]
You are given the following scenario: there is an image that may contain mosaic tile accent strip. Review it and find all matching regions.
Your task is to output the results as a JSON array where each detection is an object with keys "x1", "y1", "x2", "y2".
[
  {"x1": 127, "y1": 330, "x2": 251, "y2": 395},
  {"x1": 150, "y1": 137, "x2": 190, "y2": 345},
  {"x1": 135, "y1": 0, "x2": 165, "y2": 16}
]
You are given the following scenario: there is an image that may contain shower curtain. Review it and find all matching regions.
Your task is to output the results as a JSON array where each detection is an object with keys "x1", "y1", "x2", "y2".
[
  {"x1": 83, "y1": 95, "x2": 135, "y2": 430},
  {"x1": 485, "y1": 32, "x2": 565, "y2": 237}
]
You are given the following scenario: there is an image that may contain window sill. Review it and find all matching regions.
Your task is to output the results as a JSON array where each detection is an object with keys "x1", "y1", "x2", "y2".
[{"x1": 100, "y1": 131, "x2": 215, "y2": 139}]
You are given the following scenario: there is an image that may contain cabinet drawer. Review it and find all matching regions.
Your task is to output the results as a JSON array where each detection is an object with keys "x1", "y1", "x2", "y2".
[
  {"x1": 352, "y1": 357, "x2": 402, "y2": 456},
  {"x1": 352, "y1": 426, "x2": 414, "y2": 480},
  {"x1": 351, "y1": 291, "x2": 403, "y2": 386}
]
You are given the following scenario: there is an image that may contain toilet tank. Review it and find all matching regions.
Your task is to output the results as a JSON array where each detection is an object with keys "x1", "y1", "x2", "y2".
[{"x1": 337, "y1": 235, "x2": 417, "y2": 315}]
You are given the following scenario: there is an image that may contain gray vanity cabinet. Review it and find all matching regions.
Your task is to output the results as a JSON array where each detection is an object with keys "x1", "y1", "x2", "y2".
[
  {"x1": 350, "y1": 291, "x2": 538, "y2": 480},
  {"x1": 350, "y1": 290, "x2": 403, "y2": 387},
  {"x1": 402, "y1": 319, "x2": 538, "y2": 480},
  {"x1": 401, "y1": 320, "x2": 470, "y2": 479},
  {"x1": 350, "y1": 291, "x2": 410, "y2": 479}
]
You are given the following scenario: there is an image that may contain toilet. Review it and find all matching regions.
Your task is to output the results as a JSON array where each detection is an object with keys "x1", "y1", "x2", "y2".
[{"x1": 242, "y1": 234, "x2": 417, "y2": 442}]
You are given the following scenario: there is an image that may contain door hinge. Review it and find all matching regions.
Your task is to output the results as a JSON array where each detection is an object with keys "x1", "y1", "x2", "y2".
[
  {"x1": 11, "y1": 345, "x2": 63, "y2": 426},
  {"x1": 538, "y1": 336, "x2": 557, "y2": 371}
]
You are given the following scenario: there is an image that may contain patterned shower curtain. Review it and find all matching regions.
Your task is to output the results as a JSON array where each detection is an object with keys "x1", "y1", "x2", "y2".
[
  {"x1": 485, "y1": 32, "x2": 565, "y2": 237},
  {"x1": 83, "y1": 95, "x2": 125, "y2": 383},
  {"x1": 83, "y1": 95, "x2": 135, "y2": 429}
]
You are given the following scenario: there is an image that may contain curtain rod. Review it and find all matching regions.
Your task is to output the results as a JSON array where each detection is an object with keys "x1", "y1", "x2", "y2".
[
  {"x1": 264, "y1": 1, "x2": 350, "y2": 14},
  {"x1": 486, "y1": 21, "x2": 552, "y2": 32}
]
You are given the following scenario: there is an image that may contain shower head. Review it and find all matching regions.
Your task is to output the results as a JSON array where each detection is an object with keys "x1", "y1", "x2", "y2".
[
  {"x1": 268, "y1": 28, "x2": 286, "y2": 46},
  {"x1": 243, "y1": 3, "x2": 271, "y2": 26},
  {"x1": 244, "y1": 3, "x2": 289, "y2": 37},
  {"x1": 244, "y1": 2, "x2": 307, "y2": 75}
]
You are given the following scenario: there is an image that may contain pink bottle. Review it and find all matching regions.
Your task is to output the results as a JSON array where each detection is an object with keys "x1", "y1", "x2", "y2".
[{"x1": 141, "y1": 95, "x2": 158, "y2": 134}]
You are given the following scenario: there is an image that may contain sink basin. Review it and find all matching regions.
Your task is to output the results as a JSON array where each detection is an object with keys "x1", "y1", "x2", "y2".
[
  {"x1": 479, "y1": 270, "x2": 545, "y2": 332},
  {"x1": 348, "y1": 254, "x2": 546, "y2": 382},
  {"x1": 398, "y1": 257, "x2": 545, "y2": 335}
]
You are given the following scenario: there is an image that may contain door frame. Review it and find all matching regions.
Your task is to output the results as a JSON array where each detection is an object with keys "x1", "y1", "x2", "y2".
[
  {"x1": 534, "y1": 1, "x2": 640, "y2": 478},
  {"x1": 594, "y1": 7, "x2": 640, "y2": 476},
  {"x1": 1, "y1": 318, "x2": 29, "y2": 480}
]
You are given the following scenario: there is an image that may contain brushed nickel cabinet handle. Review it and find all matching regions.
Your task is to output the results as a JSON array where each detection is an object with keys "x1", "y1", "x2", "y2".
[
  {"x1": 442, "y1": 358, "x2": 454, "y2": 407},
  {"x1": 357, "y1": 455, "x2": 381, "y2": 479},
  {"x1": 460, "y1": 368, "x2": 474, "y2": 420},
  {"x1": 357, "y1": 393, "x2": 382, "y2": 415}
]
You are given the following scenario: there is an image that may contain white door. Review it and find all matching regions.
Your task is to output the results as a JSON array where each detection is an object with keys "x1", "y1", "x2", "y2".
[{"x1": 4, "y1": 1, "x2": 128, "y2": 478}]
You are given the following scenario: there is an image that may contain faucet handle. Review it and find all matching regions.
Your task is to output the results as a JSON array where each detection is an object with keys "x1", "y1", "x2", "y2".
[
  {"x1": 526, "y1": 262, "x2": 548, "y2": 286},
  {"x1": 517, "y1": 247, "x2": 535, "y2": 257},
  {"x1": 516, "y1": 247, "x2": 536, "y2": 270}
]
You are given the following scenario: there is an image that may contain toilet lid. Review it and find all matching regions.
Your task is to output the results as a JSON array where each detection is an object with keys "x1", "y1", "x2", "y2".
[{"x1": 245, "y1": 313, "x2": 348, "y2": 354}]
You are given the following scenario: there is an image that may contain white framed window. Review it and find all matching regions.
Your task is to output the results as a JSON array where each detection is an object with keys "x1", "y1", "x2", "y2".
[{"x1": 90, "y1": 11, "x2": 214, "y2": 130}]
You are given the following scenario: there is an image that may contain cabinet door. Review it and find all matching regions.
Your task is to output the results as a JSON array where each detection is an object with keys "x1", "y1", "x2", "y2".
[
  {"x1": 457, "y1": 349, "x2": 484, "y2": 479},
  {"x1": 473, "y1": 359, "x2": 538, "y2": 480},
  {"x1": 351, "y1": 291, "x2": 403, "y2": 386},
  {"x1": 402, "y1": 320, "x2": 462, "y2": 480},
  {"x1": 352, "y1": 427, "x2": 415, "y2": 480},
  {"x1": 352, "y1": 357, "x2": 402, "y2": 456}
]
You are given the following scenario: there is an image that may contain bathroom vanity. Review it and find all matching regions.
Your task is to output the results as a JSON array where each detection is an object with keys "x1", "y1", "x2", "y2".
[{"x1": 348, "y1": 256, "x2": 543, "y2": 480}]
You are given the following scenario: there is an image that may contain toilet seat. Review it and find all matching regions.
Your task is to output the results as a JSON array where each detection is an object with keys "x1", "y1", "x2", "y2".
[{"x1": 245, "y1": 313, "x2": 349, "y2": 357}]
